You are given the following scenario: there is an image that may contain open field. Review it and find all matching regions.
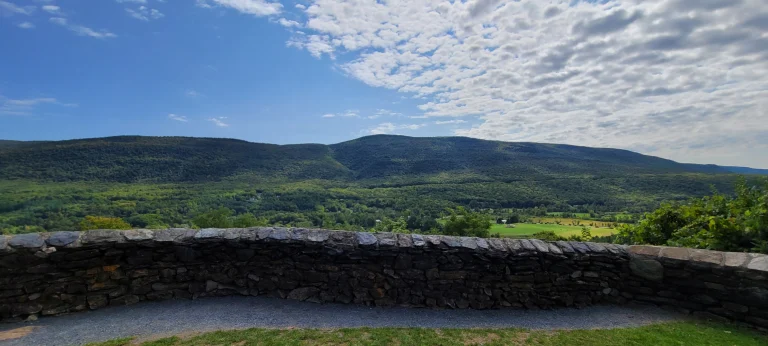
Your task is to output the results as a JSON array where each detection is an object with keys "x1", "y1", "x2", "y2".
[
  {"x1": 86, "y1": 322, "x2": 767, "y2": 346},
  {"x1": 529, "y1": 217, "x2": 624, "y2": 228},
  {"x1": 492, "y1": 222, "x2": 616, "y2": 238},
  {"x1": 545, "y1": 212, "x2": 636, "y2": 221},
  {"x1": 545, "y1": 212, "x2": 592, "y2": 218}
]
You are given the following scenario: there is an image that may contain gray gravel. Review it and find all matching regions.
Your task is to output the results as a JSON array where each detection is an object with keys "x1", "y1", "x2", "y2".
[{"x1": 0, "y1": 296, "x2": 686, "y2": 346}]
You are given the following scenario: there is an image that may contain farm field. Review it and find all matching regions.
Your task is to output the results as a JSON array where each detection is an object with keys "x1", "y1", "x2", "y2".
[
  {"x1": 529, "y1": 217, "x2": 624, "y2": 228},
  {"x1": 544, "y1": 212, "x2": 636, "y2": 222},
  {"x1": 492, "y1": 222, "x2": 616, "y2": 238},
  {"x1": 544, "y1": 212, "x2": 592, "y2": 218}
]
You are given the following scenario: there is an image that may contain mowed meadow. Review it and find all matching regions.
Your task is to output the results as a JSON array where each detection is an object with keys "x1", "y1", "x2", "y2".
[{"x1": 492, "y1": 217, "x2": 622, "y2": 238}]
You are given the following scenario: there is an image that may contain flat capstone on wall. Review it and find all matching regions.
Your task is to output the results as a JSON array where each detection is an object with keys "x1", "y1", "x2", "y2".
[{"x1": 1, "y1": 228, "x2": 767, "y2": 329}]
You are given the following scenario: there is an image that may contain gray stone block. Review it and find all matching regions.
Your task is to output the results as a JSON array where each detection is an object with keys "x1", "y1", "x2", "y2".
[
  {"x1": 460, "y1": 237, "x2": 478, "y2": 250},
  {"x1": 357, "y1": 232, "x2": 377, "y2": 246},
  {"x1": 307, "y1": 229, "x2": 330, "y2": 242},
  {"x1": 397, "y1": 234, "x2": 413, "y2": 248},
  {"x1": 375, "y1": 233, "x2": 397, "y2": 247},
  {"x1": 723, "y1": 252, "x2": 749, "y2": 267},
  {"x1": 268, "y1": 228, "x2": 291, "y2": 241},
  {"x1": 629, "y1": 256, "x2": 664, "y2": 281},
  {"x1": 748, "y1": 255, "x2": 768, "y2": 272},
  {"x1": 411, "y1": 234, "x2": 426, "y2": 247},
  {"x1": 154, "y1": 229, "x2": 195, "y2": 243},
  {"x1": 529, "y1": 239, "x2": 549, "y2": 253},
  {"x1": 584, "y1": 242, "x2": 607, "y2": 253},
  {"x1": 8, "y1": 233, "x2": 45, "y2": 248},
  {"x1": 46, "y1": 231, "x2": 81, "y2": 247},
  {"x1": 195, "y1": 228, "x2": 225, "y2": 240},
  {"x1": 123, "y1": 229, "x2": 153, "y2": 242},
  {"x1": 554, "y1": 241, "x2": 575, "y2": 253},
  {"x1": 486, "y1": 238, "x2": 507, "y2": 252}
]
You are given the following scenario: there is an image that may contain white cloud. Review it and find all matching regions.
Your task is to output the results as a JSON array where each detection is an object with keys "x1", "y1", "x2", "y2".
[
  {"x1": 208, "y1": 116, "x2": 229, "y2": 127},
  {"x1": 284, "y1": 0, "x2": 768, "y2": 167},
  {"x1": 197, "y1": 0, "x2": 282, "y2": 17},
  {"x1": 368, "y1": 122, "x2": 426, "y2": 134},
  {"x1": 116, "y1": 0, "x2": 147, "y2": 3},
  {"x1": 41, "y1": 4, "x2": 58, "y2": 13},
  {"x1": 168, "y1": 114, "x2": 188, "y2": 122},
  {"x1": 435, "y1": 119, "x2": 467, "y2": 125},
  {"x1": 278, "y1": 18, "x2": 300, "y2": 28},
  {"x1": 367, "y1": 108, "x2": 403, "y2": 119},
  {"x1": 0, "y1": 96, "x2": 76, "y2": 116},
  {"x1": 321, "y1": 109, "x2": 358, "y2": 118},
  {"x1": 0, "y1": 0, "x2": 33, "y2": 15},
  {"x1": 17, "y1": 21, "x2": 34, "y2": 29},
  {"x1": 126, "y1": 6, "x2": 164, "y2": 21},
  {"x1": 49, "y1": 17, "x2": 117, "y2": 39},
  {"x1": 195, "y1": 0, "x2": 212, "y2": 9},
  {"x1": 369, "y1": 123, "x2": 396, "y2": 134},
  {"x1": 287, "y1": 33, "x2": 335, "y2": 58}
]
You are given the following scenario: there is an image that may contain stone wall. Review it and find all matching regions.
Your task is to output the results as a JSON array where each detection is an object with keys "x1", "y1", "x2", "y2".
[
  {"x1": 625, "y1": 244, "x2": 768, "y2": 328},
  {"x1": 0, "y1": 228, "x2": 766, "y2": 329}
]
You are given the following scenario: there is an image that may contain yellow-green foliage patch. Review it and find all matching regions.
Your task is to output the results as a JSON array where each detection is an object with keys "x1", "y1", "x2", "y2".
[
  {"x1": 491, "y1": 223, "x2": 616, "y2": 238},
  {"x1": 529, "y1": 217, "x2": 624, "y2": 228}
]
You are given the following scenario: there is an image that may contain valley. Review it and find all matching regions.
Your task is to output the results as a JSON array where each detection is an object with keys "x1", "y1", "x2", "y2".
[{"x1": 0, "y1": 135, "x2": 760, "y2": 235}]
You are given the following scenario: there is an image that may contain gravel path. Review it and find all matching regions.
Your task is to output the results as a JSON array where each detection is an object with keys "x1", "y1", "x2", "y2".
[{"x1": 0, "y1": 296, "x2": 686, "y2": 346}]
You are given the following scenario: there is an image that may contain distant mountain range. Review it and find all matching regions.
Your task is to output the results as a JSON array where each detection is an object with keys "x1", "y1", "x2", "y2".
[
  {"x1": 717, "y1": 165, "x2": 768, "y2": 175},
  {"x1": 0, "y1": 135, "x2": 764, "y2": 183}
]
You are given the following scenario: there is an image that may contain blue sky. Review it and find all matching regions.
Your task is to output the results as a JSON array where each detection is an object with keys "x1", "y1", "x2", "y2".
[
  {"x1": 0, "y1": 0, "x2": 446, "y2": 145},
  {"x1": 1, "y1": 0, "x2": 767, "y2": 167}
]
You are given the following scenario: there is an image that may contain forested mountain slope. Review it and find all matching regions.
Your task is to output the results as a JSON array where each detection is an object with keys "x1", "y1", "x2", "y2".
[
  {"x1": 1, "y1": 135, "x2": 765, "y2": 234},
  {"x1": 0, "y1": 136, "x2": 350, "y2": 182},
  {"x1": 0, "y1": 135, "x2": 739, "y2": 183}
]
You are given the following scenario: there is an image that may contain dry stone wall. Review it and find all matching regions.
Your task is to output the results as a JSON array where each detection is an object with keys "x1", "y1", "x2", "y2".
[{"x1": 0, "y1": 228, "x2": 767, "y2": 329}]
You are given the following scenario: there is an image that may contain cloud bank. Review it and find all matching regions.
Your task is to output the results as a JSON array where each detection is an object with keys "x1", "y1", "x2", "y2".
[{"x1": 283, "y1": 0, "x2": 768, "y2": 166}]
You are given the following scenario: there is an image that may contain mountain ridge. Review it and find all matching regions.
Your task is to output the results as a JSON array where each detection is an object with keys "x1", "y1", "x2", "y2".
[{"x1": 0, "y1": 134, "x2": 763, "y2": 183}]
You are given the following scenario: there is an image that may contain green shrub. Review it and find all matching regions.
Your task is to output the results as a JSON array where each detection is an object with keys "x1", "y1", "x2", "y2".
[
  {"x1": 531, "y1": 231, "x2": 565, "y2": 241},
  {"x1": 443, "y1": 207, "x2": 492, "y2": 237},
  {"x1": 192, "y1": 207, "x2": 233, "y2": 228},
  {"x1": 616, "y1": 177, "x2": 768, "y2": 253},
  {"x1": 79, "y1": 216, "x2": 132, "y2": 231}
]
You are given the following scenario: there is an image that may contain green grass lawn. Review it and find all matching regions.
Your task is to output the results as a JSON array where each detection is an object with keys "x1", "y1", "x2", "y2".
[
  {"x1": 491, "y1": 223, "x2": 616, "y2": 238},
  {"x1": 87, "y1": 322, "x2": 767, "y2": 346}
]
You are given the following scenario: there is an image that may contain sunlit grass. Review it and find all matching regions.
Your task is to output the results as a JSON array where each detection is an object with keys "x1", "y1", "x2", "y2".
[{"x1": 86, "y1": 321, "x2": 767, "y2": 346}]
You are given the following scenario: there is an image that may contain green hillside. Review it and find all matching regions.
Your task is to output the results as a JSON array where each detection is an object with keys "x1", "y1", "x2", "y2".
[
  {"x1": 0, "y1": 136, "x2": 351, "y2": 182},
  {"x1": 0, "y1": 135, "x2": 761, "y2": 234},
  {"x1": 0, "y1": 135, "x2": 729, "y2": 183}
]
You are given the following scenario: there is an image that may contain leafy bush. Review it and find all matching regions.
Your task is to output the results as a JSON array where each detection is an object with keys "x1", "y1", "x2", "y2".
[
  {"x1": 616, "y1": 178, "x2": 768, "y2": 253},
  {"x1": 531, "y1": 231, "x2": 565, "y2": 241},
  {"x1": 192, "y1": 207, "x2": 233, "y2": 228},
  {"x1": 370, "y1": 217, "x2": 410, "y2": 233},
  {"x1": 79, "y1": 216, "x2": 132, "y2": 231},
  {"x1": 191, "y1": 208, "x2": 270, "y2": 229},
  {"x1": 443, "y1": 207, "x2": 492, "y2": 237},
  {"x1": 232, "y1": 213, "x2": 269, "y2": 228}
]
